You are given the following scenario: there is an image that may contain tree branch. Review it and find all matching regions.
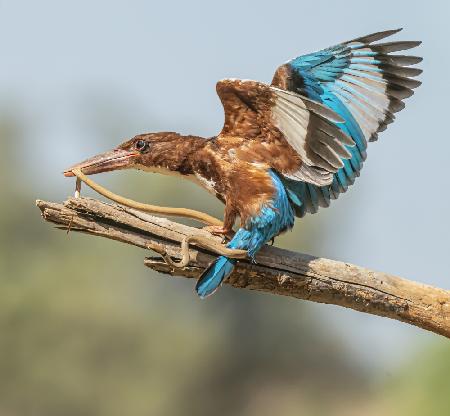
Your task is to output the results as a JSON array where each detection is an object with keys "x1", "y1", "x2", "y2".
[{"x1": 36, "y1": 197, "x2": 450, "y2": 338}]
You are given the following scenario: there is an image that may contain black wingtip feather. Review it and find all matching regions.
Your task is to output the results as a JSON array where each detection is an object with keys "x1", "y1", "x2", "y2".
[
  {"x1": 386, "y1": 85, "x2": 414, "y2": 100},
  {"x1": 383, "y1": 74, "x2": 422, "y2": 89},
  {"x1": 379, "y1": 64, "x2": 423, "y2": 78},
  {"x1": 373, "y1": 41, "x2": 422, "y2": 53},
  {"x1": 378, "y1": 54, "x2": 423, "y2": 66},
  {"x1": 352, "y1": 28, "x2": 403, "y2": 44}
]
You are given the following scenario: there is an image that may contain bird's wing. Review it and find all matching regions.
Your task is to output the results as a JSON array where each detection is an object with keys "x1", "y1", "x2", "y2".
[
  {"x1": 270, "y1": 28, "x2": 422, "y2": 216},
  {"x1": 216, "y1": 78, "x2": 354, "y2": 187}
]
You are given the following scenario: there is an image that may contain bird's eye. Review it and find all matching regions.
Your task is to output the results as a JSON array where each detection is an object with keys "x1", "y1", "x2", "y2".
[{"x1": 135, "y1": 139, "x2": 148, "y2": 152}]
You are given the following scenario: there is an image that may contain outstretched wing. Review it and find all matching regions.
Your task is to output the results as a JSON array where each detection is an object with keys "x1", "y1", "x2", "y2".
[
  {"x1": 271, "y1": 28, "x2": 422, "y2": 216},
  {"x1": 216, "y1": 79, "x2": 354, "y2": 186}
]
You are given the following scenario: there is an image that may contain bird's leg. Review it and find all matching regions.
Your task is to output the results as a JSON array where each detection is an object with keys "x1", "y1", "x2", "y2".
[
  {"x1": 201, "y1": 225, "x2": 233, "y2": 244},
  {"x1": 203, "y1": 202, "x2": 236, "y2": 241},
  {"x1": 202, "y1": 225, "x2": 231, "y2": 235}
]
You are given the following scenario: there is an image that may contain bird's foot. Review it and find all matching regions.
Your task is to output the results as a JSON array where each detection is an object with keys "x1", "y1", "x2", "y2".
[
  {"x1": 203, "y1": 225, "x2": 230, "y2": 235},
  {"x1": 203, "y1": 225, "x2": 234, "y2": 243}
]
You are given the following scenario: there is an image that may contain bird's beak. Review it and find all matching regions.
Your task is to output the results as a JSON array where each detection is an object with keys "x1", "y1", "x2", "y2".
[{"x1": 63, "y1": 148, "x2": 139, "y2": 177}]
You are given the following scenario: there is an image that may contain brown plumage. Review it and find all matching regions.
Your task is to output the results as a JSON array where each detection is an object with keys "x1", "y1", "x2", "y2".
[
  {"x1": 64, "y1": 29, "x2": 422, "y2": 298},
  {"x1": 65, "y1": 30, "x2": 421, "y2": 297}
]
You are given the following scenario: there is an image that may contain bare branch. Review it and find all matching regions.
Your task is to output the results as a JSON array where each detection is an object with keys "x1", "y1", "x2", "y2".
[{"x1": 36, "y1": 197, "x2": 450, "y2": 339}]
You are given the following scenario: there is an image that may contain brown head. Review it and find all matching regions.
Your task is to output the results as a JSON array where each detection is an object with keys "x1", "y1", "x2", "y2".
[{"x1": 64, "y1": 132, "x2": 203, "y2": 177}]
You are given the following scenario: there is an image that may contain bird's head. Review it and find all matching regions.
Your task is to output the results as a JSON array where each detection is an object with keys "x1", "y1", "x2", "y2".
[{"x1": 64, "y1": 132, "x2": 188, "y2": 177}]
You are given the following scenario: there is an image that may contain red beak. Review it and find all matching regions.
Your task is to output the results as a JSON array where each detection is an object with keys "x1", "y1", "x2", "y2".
[{"x1": 64, "y1": 148, "x2": 139, "y2": 177}]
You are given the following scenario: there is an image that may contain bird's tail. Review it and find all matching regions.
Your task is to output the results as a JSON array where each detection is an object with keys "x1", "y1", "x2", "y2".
[{"x1": 195, "y1": 256, "x2": 236, "y2": 298}]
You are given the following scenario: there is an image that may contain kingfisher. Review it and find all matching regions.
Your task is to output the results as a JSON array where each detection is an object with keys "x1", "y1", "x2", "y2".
[{"x1": 64, "y1": 29, "x2": 421, "y2": 298}]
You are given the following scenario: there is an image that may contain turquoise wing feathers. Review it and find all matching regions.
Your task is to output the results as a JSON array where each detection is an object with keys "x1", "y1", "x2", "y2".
[
  {"x1": 272, "y1": 28, "x2": 422, "y2": 217},
  {"x1": 197, "y1": 29, "x2": 422, "y2": 298}
]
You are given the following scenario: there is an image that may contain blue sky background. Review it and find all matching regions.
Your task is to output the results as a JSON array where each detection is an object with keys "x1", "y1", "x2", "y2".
[{"x1": 1, "y1": 0, "x2": 448, "y2": 373}]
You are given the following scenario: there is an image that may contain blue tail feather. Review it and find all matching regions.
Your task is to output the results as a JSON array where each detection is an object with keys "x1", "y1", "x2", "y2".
[
  {"x1": 195, "y1": 170, "x2": 294, "y2": 299},
  {"x1": 195, "y1": 256, "x2": 236, "y2": 298}
]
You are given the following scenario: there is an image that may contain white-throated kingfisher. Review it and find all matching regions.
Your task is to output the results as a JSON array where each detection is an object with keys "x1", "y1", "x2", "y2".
[{"x1": 64, "y1": 29, "x2": 421, "y2": 298}]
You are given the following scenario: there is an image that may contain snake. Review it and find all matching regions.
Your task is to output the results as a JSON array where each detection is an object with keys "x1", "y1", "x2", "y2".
[{"x1": 70, "y1": 168, "x2": 248, "y2": 266}]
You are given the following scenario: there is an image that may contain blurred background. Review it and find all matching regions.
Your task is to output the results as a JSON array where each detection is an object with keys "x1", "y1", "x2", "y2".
[{"x1": 0, "y1": 0, "x2": 449, "y2": 415}]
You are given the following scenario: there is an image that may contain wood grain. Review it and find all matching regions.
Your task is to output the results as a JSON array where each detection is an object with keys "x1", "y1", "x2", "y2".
[{"x1": 36, "y1": 197, "x2": 450, "y2": 339}]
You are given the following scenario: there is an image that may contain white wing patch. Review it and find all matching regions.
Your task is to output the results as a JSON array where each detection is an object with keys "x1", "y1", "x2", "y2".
[
  {"x1": 271, "y1": 87, "x2": 354, "y2": 186},
  {"x1": 271, "y1": 89, "x2": 310, "y2": 157}
]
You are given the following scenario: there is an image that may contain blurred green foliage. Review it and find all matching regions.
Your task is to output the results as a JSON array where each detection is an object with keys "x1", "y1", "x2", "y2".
[
  {"x1": 0, "y1": 109, "x2": 449, "y2": 416},
  {"x1": 379, "y1": 342, "x2": 450, "y2": 415}
]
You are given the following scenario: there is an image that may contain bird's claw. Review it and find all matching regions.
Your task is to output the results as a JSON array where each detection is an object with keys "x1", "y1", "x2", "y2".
[
  {"x1": 202, "y1": 225, "x2": 234, "y2": 242},
  {"x1": 203, "y1": 225, "x2": 230, "y2": 235}
]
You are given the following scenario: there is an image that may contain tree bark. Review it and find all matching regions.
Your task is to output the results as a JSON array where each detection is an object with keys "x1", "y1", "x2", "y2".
[{"x1": 36, "y1": 197, "x2": 450, "y2": 339}]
